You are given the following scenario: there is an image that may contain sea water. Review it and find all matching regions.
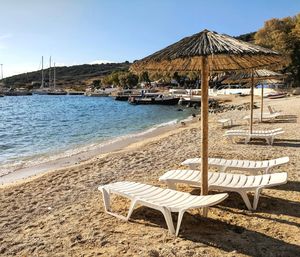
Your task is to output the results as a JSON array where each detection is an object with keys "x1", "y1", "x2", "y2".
[{"x1": 0, "y1": 95, "x2": 194, "y2": 174}]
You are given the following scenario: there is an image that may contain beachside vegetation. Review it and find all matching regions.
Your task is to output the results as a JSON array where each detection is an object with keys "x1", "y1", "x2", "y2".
[
  {"x1": 254, "y1": 13, "x2": 300, "y2": 86},
  {"x1": 101, "y1": 71, "x2": 139, "y2": 88}
]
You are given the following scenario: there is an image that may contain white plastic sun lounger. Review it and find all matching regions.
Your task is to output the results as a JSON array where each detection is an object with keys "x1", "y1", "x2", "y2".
[
  {"x1": 181, "y1": 156, "x2": 289, "y2": 174},
  {"x1": 268, "y1": 105, "x2": 282, "y2": 114},
  {"x1": 159, "y1": 170, "x2": 287, "y2": 210},
  {"x1": 225, "y1": 128, "x2": 284, "y2": 145},
  {"x1": 98, "y1": 181, "x2": 228, "y2": 236},
  {"x1": 243, "y1": 112, "x2": 281, "y2": 122},
  {"x1": 218, "y1": 118, "x2": 233, "y2": 128}
]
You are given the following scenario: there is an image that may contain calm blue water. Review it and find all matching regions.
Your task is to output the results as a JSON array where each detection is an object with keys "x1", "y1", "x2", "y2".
[{"x1": 0, "y1": 95, "x2": 192, "y2": 171}]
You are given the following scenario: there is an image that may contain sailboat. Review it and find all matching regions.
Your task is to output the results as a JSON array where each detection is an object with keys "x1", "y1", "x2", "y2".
[
  {"x1": 32, "y1": 56, "x2": 50, "y2": 95},
  {"x1": 33, "y1": 56, "x2": 66, "y2": 95},
  {"x1": 47, "y1": 60, "x2": 67, "y2": 95}
]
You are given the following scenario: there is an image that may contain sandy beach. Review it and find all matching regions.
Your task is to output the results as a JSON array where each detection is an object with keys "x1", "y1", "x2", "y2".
[{"x1": 0, "y1": 96, "x2": 299, "y2": 257}]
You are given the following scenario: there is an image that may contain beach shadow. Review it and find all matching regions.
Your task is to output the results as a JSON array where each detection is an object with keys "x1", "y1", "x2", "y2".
[
  {"x1": 235, "y1": 139, "x2": 300, "y2": 148},
  {"x1": 220, "y1": 124, "x2": 240, "y2": 129},
  {"x1": 275, "y1": 181, "x2": 300, "y2": 192},
  {"x1": 129, "y1": 207, "x2": 300, "y2": 257},
  {"x1": 261, "y1": 115, "x2": 298, "y2": 124},
  {"x1": 272, "y1": 139, "x2": 300, "y2": 148},
  {"x1": 188, "y1": 189, "x2": 300, "y2": 219},
  {"x1": 264, "y1": 119, "x2": 297, "y2": 124}
]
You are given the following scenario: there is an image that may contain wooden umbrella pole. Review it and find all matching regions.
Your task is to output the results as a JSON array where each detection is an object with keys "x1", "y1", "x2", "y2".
[
  {"x1": 200, "y1": 56, "x2": 209, "y2": 196},
  {"x1": 261, "y1": 85, "x2": 264, "y2": 122},
  {"x1": 250, "y1": 69, "x2": 254, "y2": 134}
]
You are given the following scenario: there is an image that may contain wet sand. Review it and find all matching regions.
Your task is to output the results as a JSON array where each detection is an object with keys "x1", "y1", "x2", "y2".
[{"x1": 0, "y1": 96, "x2": 299, "y2": 257}]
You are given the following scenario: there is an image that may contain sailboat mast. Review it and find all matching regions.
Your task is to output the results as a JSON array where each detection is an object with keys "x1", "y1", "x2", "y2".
[
  {"x1": 53, "y1": 62, "x2": 56, "y2": 89},
  {"x1": 0, "y1": 64, "x2": 3, "y2": 80},
  {"x1": 49, "y1": 56, "x2": 52, "y2": 87},
  {"x1": 41, "y1": 56, "x2": 44, "y2": 88}
]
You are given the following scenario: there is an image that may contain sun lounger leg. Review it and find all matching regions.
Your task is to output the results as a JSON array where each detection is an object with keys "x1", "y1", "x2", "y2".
[
  {"x1": 160, "y1": 207, "x2": 175, "y2": 235},
  {"x1": 245, "y1": 136, "x2": 250, "y2": 144},
  {"x1": 220, "y1": 166, "x2": 227, "y2": 172},
  {"x1": 126, "y1": 199, "x2": 138, "y2": 221},
  {"x1": 101, "y1": 187, "x2": 111, "y2": 212},
  {"x1": 202, "y1": 207, "x2": 208, "y2": 217},
  {"x1": 175, "y1": 210, "x2": 186, "y2": 236},
  {"x1": 239, "y1": 191, "x2": 253, "y2": 210},
  {"x1": 253, "y1": 188, "x2": 262, "y2": 210}
]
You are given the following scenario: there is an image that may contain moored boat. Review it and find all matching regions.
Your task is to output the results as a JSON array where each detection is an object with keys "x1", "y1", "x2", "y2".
[
  {"x1": 85, "y1": 90, "x2": 109, "y2": 97},
  {"x1": 129, "y1": 94, "x2": 180, "y2": 105},
  {"x1": 47, "y1": 90, "x2": 67, "y2": 95},
  {"x1": 268, "y1": 93, "x2": 286, "y2": 99},
  {"x1": 3, "y1": 89, "x2": 32, "y2": 96},
  {"x1": 113, "y1": 89, "x2": 139, "y2": 101},
  {"x1": 68, "y1": 91, "x2": 85, "y2": 95}
]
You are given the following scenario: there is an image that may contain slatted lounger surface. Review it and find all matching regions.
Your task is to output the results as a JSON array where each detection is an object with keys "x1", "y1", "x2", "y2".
[
  {"x1": 243, "y1": 112, "x2": 281, "y2": 122},
  {"x1": 98, "y1": 181, "x2": 228, "y2": 236},
  {"x1": 159, "y1": 170, "x2": 287, "y2": 210},
  {"x1": 225, "y1": 128, "x2": 284, "y2": 145},
  {"x1": 181, "y1": 156, "x2": 289, "y2": 174}
]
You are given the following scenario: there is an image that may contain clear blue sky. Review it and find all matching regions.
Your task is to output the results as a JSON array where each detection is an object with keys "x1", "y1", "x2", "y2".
[{"x1": 0, "y1": 0, "x2": 299, "y2": 77}]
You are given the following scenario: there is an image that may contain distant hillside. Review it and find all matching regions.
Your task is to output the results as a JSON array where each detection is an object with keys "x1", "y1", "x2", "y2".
[
  {"x1": 235, "y1": 32, "x2": 256, "y2": 43},
  {"x1": 2, "y1": 62, "x2": 131, "y2": 90}
]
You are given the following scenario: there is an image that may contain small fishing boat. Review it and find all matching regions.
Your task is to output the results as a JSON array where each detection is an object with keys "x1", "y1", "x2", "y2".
[
  {"x1": 85, "y1": 90, "x2": 109, "y2": 97},
  {"x1": 129, "y1": 94, "x2": 180, "y2": 105},
  {"x1": 3, "y1": 88, "x2": 32, "y2": 96},
  {"x1": 268, "y1": 93, "x2": 286, "y2": 99},
  {"x1": 114, "y1": 90, "x2": 140, "y2": 101},
  {"x1": 47, "y1": 90, "x2": 67, "y2": 95},
  {"x1": 4, "y1": 91, "x2": 32, "y2": 96},
  {"x1": 68, "y1": 91, "x2": 85, "y2": 95},
  {"x1": 178, "y1": 96, "x2": 201, "y2": 106}
]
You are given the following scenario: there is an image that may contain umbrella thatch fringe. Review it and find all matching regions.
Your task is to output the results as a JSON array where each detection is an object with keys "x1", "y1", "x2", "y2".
[
  {"x1": 131, "y1": 30, "x2": 286, "y2": 73},
  {"x1": 223, "y1": 69, "x2": 285, "y2": 84}
]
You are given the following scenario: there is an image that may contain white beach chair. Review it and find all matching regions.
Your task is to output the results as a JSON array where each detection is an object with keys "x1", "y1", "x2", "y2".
[
  {"x1": 243, "y1": 112, "x2": 281, "y2": 123},
  {"x1": 159, "y1": 170, "x2": 288, "y2": 210},
  {"x1": 181, "y1": 156, "x2": 289, "y2": 174},
  {"x1": 98, "y1": 181, "x2": 228, "y2": 236},
  {"x1": 218, "y1": 118, "x2": 233, "y2": 128},
  {"x1": 225, "y1": 128, "x2": 284, "y2": 145},
  {"x1": 268, "y1": 105, "x2": 282, "y2": 114}
]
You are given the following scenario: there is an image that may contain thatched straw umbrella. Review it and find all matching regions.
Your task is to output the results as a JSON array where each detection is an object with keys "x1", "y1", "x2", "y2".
[
  {"x1": 131, "y1": 29, "x2": 283, "y2": 203},
  {"x1": 223, "y1": 69, "x2": 285, "y2": 122}
]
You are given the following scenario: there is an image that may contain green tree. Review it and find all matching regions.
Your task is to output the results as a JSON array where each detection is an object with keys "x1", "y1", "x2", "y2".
[
  {"x1": 254, "y1": 13, "x2": 300, "y2": 85},
  {"x1": 93, "y1": 80, "x2": 101, "y2": 89},
  {"x1": 110, "y1": 71, "x2": 120, "y2": 86},
  {"x1": 126, "y1": 73, "x2": 139, "y2": 88},
  {"x1": 118, "y1": 73, "x2": 127, "y2": 87},
  {"x1": 187, "y1": 71, "x2": 198, "y2": 81},
  {"x1": 139, "y1": 71, "x2": 150, "y2": 83}
]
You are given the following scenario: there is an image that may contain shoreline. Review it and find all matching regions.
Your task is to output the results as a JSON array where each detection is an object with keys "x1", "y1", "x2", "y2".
[{"x1": 0, "y1": 115, "x2": 196, "y2": 186}]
